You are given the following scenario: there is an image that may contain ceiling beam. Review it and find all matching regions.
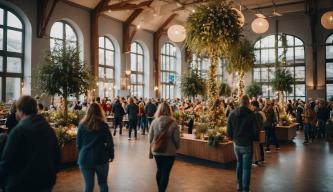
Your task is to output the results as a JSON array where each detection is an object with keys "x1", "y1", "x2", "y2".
[
  {"x1": 91, "y1": 0, "x2": 111, "y2": 80},
  {"x1": 37, "y1": 0, "x2": 59, "y2": 38},
  {"x1": 153, "y1": 13, "x2": 178, "y2": 97},
  {"x1": 99, "y1": 0, "x2": 153, "y2": 13}
]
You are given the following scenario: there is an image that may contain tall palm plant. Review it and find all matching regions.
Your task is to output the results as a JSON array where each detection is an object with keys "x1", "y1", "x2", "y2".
[{"x1": 227, "y1": 38, "x2": 255, "y2": 101}]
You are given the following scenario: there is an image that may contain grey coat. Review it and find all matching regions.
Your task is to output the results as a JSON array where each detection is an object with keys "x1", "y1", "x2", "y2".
[{"x1": 149, "y1": 116, "x2": 180, "y2": 156}]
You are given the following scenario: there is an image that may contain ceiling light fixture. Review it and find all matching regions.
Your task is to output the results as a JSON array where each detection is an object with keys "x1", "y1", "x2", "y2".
[
  {"x1": 167, "y1": 24, "x2": 186, "y2": 43},
  {"x1": 321, "y1": 11, "x2": 333, "y2": 29},
  {"x1": 251, "y1": 17, "x2": 269, "y2": 34}
]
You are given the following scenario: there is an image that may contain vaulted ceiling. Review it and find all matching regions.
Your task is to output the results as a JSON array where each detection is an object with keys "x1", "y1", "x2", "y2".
[{"x1": 68, "y1": 0, "x2": 306, "y2": 31}]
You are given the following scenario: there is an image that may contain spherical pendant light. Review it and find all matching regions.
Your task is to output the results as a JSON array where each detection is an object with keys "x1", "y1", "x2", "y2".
[
  {"x1": 232, "y1": 8, "x2": 245, "y2": 27},
  {"x1": 321, "y1": 11, "x2": 333, "y2": 29},
  {"x1": 167, "y1": 25, "x2": 186, "y2": 43},
  {"x1": 251, "y1": 18, "x2": 269, "y2": 34}
]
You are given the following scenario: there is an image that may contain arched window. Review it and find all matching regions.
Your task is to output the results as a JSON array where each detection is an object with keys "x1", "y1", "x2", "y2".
[
  {"x1": 161, "y1": 43, "x2": 178, "y2": 99},
  {"x1": 50, "y1": 21, "x2": 78, "y2": 49},
  {"x1": 130, "y1": 42, "x2": 144, "y2": 97},
  {"x1": 326, "y1": 34, "x2": 333, "y2": 99},
  {"x1": 98, "y1": 36, "x2": 115, "y2": 98},
  {"x1": 253, "y1": 34, "x2": 305, "y2": 100},
  {"x1": 190, "y1": 54, "x2": 228, "y2": 81},
  {"x1": 0, "y1": 6, "x2": 24, "y2": 101}
]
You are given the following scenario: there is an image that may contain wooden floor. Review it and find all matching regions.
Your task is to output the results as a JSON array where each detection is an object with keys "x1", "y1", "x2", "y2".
[{"x1": 54, "y1": 131, "x2": 333, "y2": 192}]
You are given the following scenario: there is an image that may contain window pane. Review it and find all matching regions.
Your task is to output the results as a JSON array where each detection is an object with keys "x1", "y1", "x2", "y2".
[
  {"x1": 98, "y1": 67, "x2": 104, "y2": 78},
  {"x1": 131, "y1": 54, "x2": 136, "y2": 71},
  {"x1": 327, "y1": 63, "x2": 333, "y2": 80},
  {"x1": 105, "y1": 38, "x2": 114, "y2": 50},
  {"x1": 295, "y1": 66, "x2": 305, "y2": 81},
  {"x1": 105, "y1": 68, "x2": 113, "y2": 79},
  {"x1": 105, "y1": 50, "x2": 113, "y2": 66},
  {"x1": 295, "y1": 38, "x2": 303, "y2": 46},
  {"x1": 50, "y1": 38, "x2": 62, "y2": 50},
  {"x1": 286, "y1": 48, "x2": 294, "y2": 64},
  {"x1": 7, "y1": 30, "x2": 22, "y2": 52},
  {"x1": 138, "y1": 56, "x2": 143, "y2": 71},
  {"x1": 131, "y1": 43, "x2": 136, "y2": 52},
  {"x1": 254, "y1": 50, "x2": 260, "y2": 64},
  {"x1": 327, "y1": 84, "x2": 333, "y2": 100},
  {"x1": 137, "y1": 74, "x2": 143, "y2": 83},
  {"x1": 295, "y1": 84, "x2": 305, "y2": 97},
  {"x1": 286, "y1": 35, "x2": 294, "y2": 46},
  {"x1": 65, "y1": 24, "x2": 77, "y2": 42},
  {"x1": 327, "y1": 45, "x2": 333, "y2": 59},
  {"x1": 0, "y1": 56, "x2": 2, "y2": 72},
  {"x1": 98, "y1": 81, "x2": 104, "y2": 98},
  {"x1": 261, "y1": 68, "x2": 268, "y2": 82},
  {"x1": 50, "y1": 22, "x2": 63, "y2": 39},
  {"x1": 0, "y1": 28, "x2": 2, "y2": 50},
  {"x1": 254, "y1": 68, "x2": 260, "y2": 82},
  {"x1": 130, "y1": 74, "x2": 136, "y2": 83},
  {"x1": 99, "y1": 37, "x2": 104, "y2": 48},
  {"x1": 99, "y1": 49, "x2": 104, "y2": 65},
  {"x1": 7, "y1": 57, "x2": 21, "y2": 73},
  {"x1": 0, "y1": 8, "x2": 3, "y2": 25},
  {"x1": 6, "y1": 77, "x2": 21, "y2": 101},
  {"x1": 7, "y1": 11, "x2": 22, "y2": 29},
  {"x1": 295, "y1": 47, "x2": 304, "y2": 63}
]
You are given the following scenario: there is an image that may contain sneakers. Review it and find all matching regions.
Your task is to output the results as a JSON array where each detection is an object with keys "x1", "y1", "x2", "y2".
[
  {"x1": 128, "y1": 138, "x2": 131, "y2": 140},
  {"x1": 265, "y1": 149, "x2": 271, "y2": 153}
]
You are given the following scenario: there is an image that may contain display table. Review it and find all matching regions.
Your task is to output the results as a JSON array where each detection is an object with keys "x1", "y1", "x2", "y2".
[
  {"x1": 177, "y1": 134, "x2": 236, "y2": 163},
  {"x1": 275, "y1": 123, "x2": 297, "y2": 141}
]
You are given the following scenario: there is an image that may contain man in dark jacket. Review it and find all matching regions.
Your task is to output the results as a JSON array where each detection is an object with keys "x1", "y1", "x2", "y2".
[
  {"x1": 0, "y1": 96, "x2": 60, "y2": 192},
  {"x1": 126, "y1": 97, "x2": 139, "y2": 140},
  {"x1": 112, "y1": 98, "x2": 125, "y2": 136},
  {"x1": 227, "y1": 95, "x2": 259, "y2": 192},
  {"x1": 145, "y1": 99, "x2": 157, "y2": 129},
  {"x1": 316, "y1": 100, "x2": 330, "y2": 139}
]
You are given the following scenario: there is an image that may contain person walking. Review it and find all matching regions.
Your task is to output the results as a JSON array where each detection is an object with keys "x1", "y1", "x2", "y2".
[
  {"x1": 77, "y1": 103, "x2": 114, "y2": 192},
  {"x1": 5, "y1": 102, "x2": 18, "y2": 133},
  {"x1": 263, "y1": 100, "x2": 280, "y2": 152},
  {"x1": 0, "y1": 96, "x2": 60, "y2": 192},
  {"x1": 227, "y1": 95, "x2": 259, "y2": 192},
  {"x1": 303, "y1": 103, "x2": 316, "y2": 144},
  {"x1": 149, "y1": 102, "x2": 180, "y2": 192},
  {"x1": 112, "y1": 98, "x2": 125, "y2": 136},
  {"x1": 251, "y1": 100, "x2": 266, "y2": 164},
  {"x1": 127, "y1": 97, "x2": 139, "y2": 140},
  {"x1": 145, "y1": 99, "x2": 157, "y2": 129},
  {"x1": 138, "y1": 102, "x2": 147, "y2": 135},
  {"x1": 316, "y1": 100, "x2": 330, "y2": 139}
]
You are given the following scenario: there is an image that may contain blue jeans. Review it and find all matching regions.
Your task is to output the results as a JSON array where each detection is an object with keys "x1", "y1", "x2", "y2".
[
  {"x1": 304, "y1": 124, "x2": 313, "y2": 142},
  {"x1": 138, "y1": 116, "x2": 147, "y2": 134},
  {"x1": 80, "y1": 163, "x2": 109, "y2": 192},
  {"x1": 234, "y1": 144, "x2": 253, "y2": 192}
]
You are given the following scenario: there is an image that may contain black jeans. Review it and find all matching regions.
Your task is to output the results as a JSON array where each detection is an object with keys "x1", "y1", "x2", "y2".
[
  {"x1": 265, "y1": 126, "x2": 279, "y2": 150},
  {"x1": 128, "y1": 119, "x2": 138, "y2": 138},
  {"x1": 147, "y1": 117, "x2": 154, "y2": 129},
  {"x1": 259, "y1": 143, "x2": 265, "y2": 161},
  {"x1": 114, "y1": 117, "x2": 123, "y2": 135},
  {"x1": 154, "y1": 155, "x2": 175, "y2": 192}
]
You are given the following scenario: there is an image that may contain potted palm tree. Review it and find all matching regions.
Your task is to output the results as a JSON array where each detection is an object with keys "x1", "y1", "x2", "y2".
[
  {"x1": 271, "y1": 67, "x2": 294, "y2": 109},
  {"x1": 227, "y1": 38, "x2": 255, "y2": 101},
  {"x1": 180, "y1": 69, "x2": 206, "y2": 100},
  {"x1": 246, "y1": 82, "x2": 263, "y2": 98}
]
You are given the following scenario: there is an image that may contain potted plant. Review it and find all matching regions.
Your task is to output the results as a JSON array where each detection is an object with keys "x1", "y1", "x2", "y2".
[
  {"x1": 227, "y1": 38, "x2": 255, "y2": 101},
  {"x1": 37, "y1": 44, "x2": 94, "y2": 124},
  {"x1": 246, "y1": 82, "x2": 263, "y2": 98},
  {"x1": 270, "y1": 67, "x2": 294, "y2": 109},
  {"x1": 180, "y1": 69, "x2": 206, "y2": 100}
]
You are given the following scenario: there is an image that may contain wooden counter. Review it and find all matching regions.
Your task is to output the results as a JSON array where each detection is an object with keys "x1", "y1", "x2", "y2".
[
  {"x1": 177, "y1": 134, "x2": 236, "y2": 163},
  {"x1": 275, "y1": 123, "x2": 297, "y2": 141}
]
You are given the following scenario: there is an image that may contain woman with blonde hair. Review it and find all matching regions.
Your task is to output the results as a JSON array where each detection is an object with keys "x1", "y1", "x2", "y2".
[
  {"x1": 77, "y1": 103, "x2": 114, "y2": 192},
  {"x1": 149, "y1": 102, "x2": 180, "y2": 192}
]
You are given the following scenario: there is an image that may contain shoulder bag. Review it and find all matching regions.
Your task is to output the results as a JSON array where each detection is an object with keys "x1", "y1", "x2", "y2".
[{"x1": 151, "y1": 119, "x2": 174, "y2": 153}]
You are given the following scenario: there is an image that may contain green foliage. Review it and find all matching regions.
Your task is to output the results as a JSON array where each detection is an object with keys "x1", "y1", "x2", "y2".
[
  {"x1": 54, "y1": 126, "x2": 77, "y2": 147},
  {"x1": 246, "y1": 82, "x2": 263, "y2": 98},
  {"x1": 226, "y1": 38, "x2": 255, "y2": 74},
  {"x1": 271, "y1": 67, "x2": 294, "y2": 93},
  {"x1": 180, "y1": 70, "x2": 206, "y2": 98},
  {"x1": 185, "y1": 0, "x2": 242, "y2": 57},
  {"x1": 38, "y1": 44, "x2": 94, "y2": 122},
  {"x1": 50, "y1": 110, "x2": 79, "y2": 127},
  {"x1": 219, "y1": 82, "x2": 231, "y2": 96}
]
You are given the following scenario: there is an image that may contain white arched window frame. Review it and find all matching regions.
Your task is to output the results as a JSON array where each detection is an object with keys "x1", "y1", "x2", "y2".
[
  {"x1": 130, "y1": 41, "x2": 144, "y2": 97},
  {"x1": 50, "y1": 20, "x2": 78, "y2": 50},
  {"x1": 98, "y1": 36, "x2": 115, "y2": 99},
  {"x1": 253, "y1": 34, "x2": 306, "y2": 100},
  {"x1": 0, "y1": 6, "x2": 24, "y2": 102},
  {"x1": 325, "y1": 34, "x2": 333, "y2": 100}
]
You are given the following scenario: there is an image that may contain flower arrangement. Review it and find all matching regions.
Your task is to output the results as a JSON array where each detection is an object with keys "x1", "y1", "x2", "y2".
[
  {"x1": 50, "y1": 110, "x2": 79, "y2": 127},
  {"x1": 54, "y1": 126, "x2": 77, "y2": 147}
]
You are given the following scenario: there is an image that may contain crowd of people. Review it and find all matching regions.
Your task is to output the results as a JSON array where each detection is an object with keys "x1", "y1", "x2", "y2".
[{"x1": 0, "y1": 94, "x2": 332, "y2": 192}]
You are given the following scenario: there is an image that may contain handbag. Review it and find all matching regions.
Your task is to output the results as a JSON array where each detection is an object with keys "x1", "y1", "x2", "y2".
[{"x1": 151, "y1": 119, "x2": 174, "y2": 153}]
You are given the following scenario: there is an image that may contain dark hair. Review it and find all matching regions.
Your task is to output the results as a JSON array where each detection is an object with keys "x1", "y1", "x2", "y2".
[
  {"x1": 16, "y1": 96, "x2": 38, "y2": 115},
  {"x1": 251, "y1": 100, "x2": 260, "y2": 108}
]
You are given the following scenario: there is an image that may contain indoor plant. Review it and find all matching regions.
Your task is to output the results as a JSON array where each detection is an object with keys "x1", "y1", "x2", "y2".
[
  {"x1": 180, "y1": 69, "x2": 206, "y2": 100},
  {"x1": 219, "y1": 82, "x2": 232, "y2": 97},
  {"x1": 246, "y1": 82, "x2": 263, "y2": 98}
]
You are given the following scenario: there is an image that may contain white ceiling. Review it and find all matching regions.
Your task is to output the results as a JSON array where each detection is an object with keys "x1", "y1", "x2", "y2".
[{"x1": 68, "y1": 0, "x2": 305, "y2": 31}]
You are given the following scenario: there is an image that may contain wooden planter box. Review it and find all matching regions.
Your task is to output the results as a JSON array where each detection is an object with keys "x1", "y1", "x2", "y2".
[
  {"x1": 60, "y1": 140, "x2": 78, "y2": 164},
  {"x1": 177, "y1": 134, "x2": 236, "y2": 163},
  {"x1": 275, "y1": 123, "x2": 297, "y2": 141}
]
